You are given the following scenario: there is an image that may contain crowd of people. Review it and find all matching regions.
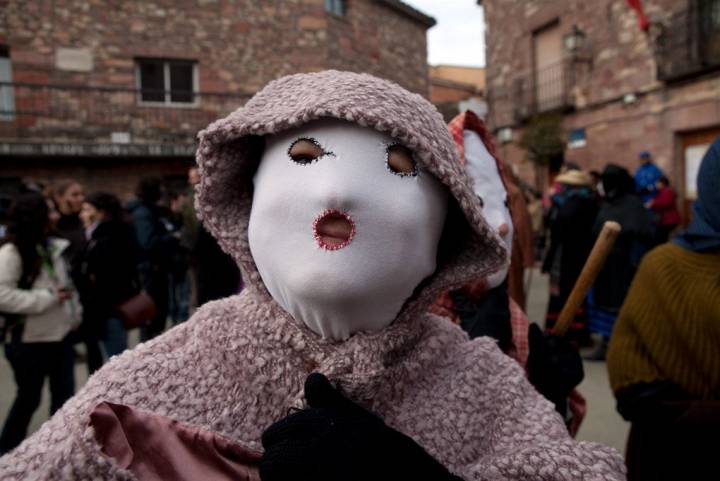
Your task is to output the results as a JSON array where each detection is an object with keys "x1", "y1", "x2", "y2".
[
  {"x1": 0, "y1": 168, "x2": 240, "y2": 454},
  {"x1": 541, "y1": 151, "x2": 681, "y2": 360}
]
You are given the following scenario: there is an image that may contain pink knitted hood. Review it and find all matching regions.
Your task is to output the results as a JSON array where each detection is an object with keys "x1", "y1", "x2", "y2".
[{"x1": 195, "y1": 70, "x2": 507, "y2": 310}]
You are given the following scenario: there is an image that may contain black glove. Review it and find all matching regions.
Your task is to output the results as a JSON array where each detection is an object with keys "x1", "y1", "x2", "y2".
[
  {"x1": 260, "y1": 373, "x2": 463, "y2": 481},
  {"x1": 450, "y1": 282, "x2": 512, "y2": 351},
  {"x1": 526, "y1": 323, "x2": 584, "y2": 417}
]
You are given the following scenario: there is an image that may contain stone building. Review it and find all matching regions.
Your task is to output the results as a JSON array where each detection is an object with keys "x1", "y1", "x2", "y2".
[
  {"x1": 429, "y1": 64, "x2": 486, "y2": 121},
  {"x1": 0, "y1": 0, "x2": 434, "y2": 199},
  {"x1": 482, "y1": 0, "x2": 720, "y2": 218}
]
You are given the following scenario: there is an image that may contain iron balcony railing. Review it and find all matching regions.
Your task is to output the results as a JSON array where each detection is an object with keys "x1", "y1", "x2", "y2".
[
  {"x1": 654, "y1": 1, "x2": 720, "y2": 81},
  {"x1": 0, "y1": 82, "x2": 251, "y2": 144},
  {"x1": 511, "y1": 61, "x2": 573, "y2": 121}
]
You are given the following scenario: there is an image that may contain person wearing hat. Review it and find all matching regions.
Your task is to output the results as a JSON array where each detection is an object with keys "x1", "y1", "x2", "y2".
[
  {"x1": 0, "y1": 71, "x2": 623, "y2": 480},
  {"x1": 542, "y1": 169, "x2": 597, "y2": 345},
  {"x1": 634, "y1": 151, "x2": 663, "y2": 204}
]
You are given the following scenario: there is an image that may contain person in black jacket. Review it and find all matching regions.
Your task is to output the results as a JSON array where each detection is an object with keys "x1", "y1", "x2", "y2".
[
  {"x1": 78, "y1": 192, "x2": 140, "y2": 363},
  {"x1": 51, "y1": 179, "x2": 102, "y2": 371},
  {"x1": 127, "y1": 178, "x2": 174, "y2": 341},
  {"x1": 585, "y1": 164, "x2": 654, "y2": 360},
  {"x1": 542, "y1": 169, "x2": 598, "y2": 345}
]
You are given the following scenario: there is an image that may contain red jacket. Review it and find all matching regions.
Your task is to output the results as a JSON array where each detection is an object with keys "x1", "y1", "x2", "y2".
[{"x1": 650, "y1": 186, "x2": 681, "y2": 226}]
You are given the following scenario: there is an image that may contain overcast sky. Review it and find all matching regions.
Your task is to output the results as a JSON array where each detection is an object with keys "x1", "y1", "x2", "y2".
[{"x1": 402, "y1": 0, "x2": 486, "y2": 67}]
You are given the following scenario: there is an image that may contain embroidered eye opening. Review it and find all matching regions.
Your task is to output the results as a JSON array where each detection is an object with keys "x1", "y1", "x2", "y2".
[
  {"x1": 288, "y1": 137, "x2": 332, "y2": 165},
  {"x1": 386, "y1": 144, "x2": 418, "y2": 177}
]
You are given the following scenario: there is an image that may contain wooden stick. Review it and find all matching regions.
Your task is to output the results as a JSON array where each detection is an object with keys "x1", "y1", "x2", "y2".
[{"x1": 551, "y1": 221, "x2": 622, "y2": 336}]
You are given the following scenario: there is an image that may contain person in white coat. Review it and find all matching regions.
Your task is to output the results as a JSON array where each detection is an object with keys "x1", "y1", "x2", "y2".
[{"x1": 0, "y1": 193, "x2": 81, "y2": 454}]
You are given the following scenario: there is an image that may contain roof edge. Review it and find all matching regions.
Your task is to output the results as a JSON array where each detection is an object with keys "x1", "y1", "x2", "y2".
[
  {"x1": 375, "y1": 0, "x2": 436, "y2": 28},
  {"x1": 430, "y1": 77, "x2": 483, "y2": 94}
]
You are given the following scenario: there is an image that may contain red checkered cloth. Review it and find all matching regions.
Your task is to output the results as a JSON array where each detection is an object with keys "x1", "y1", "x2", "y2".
[
  {"x1": 507, "y1": 298, "x2": 530, "y2": 367},
  {"x1": 448, "y1": 110, "x2": 503, "y2": 169},
  {"x1": 447, "y1": 111, "x2": 511, "y2": 202}
]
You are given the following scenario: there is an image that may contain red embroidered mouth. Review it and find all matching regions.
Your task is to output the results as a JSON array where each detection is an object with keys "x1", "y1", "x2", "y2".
[{"x1": 313, "y1": 209, "x2": 356, "y2": 250}]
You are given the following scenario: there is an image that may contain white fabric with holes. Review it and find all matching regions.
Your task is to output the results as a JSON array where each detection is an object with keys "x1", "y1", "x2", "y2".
[
  {"x1": 463, "y1": 129, "x2": 512, "y2": 288},
  {"x1": 248, "y1": 119, "x2": 448, "y2": 341}
]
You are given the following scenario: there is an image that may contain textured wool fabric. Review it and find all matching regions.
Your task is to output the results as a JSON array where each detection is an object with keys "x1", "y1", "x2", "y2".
[
  {"x1": 0, "y1": 71, "x2": 623, "y2": 480},
  {"x1": 249, "y1": 119, "x2": 448, "y2": 341},
  {"x1": 607, "y1": 242, "x2": 720, "y2": 399}
]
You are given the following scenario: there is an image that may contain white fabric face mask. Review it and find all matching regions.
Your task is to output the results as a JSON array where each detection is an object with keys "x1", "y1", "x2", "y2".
[
  {"x1": 463, "y1": 129, "x2": 512, "y2": 287},
  {"x1": 248, "y1": 119, "x2": 448, "y2": 341}
]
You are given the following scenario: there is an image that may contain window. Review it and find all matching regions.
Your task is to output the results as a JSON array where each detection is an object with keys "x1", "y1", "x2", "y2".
[
  {"x1": 325, "y1": 0, "x2": 345, "y2": 16},
  {"x1": 532, "y1": 22, "x2": 567, "y2": 112},
  {"x1": 0, "y1": 46, "x2": 14, "y2": 121},
  {"x1": 656, "y1": 0, "x2": 720, "y2": 80},
  {"x1": 136, "y1": 58, "x2": 198, "y2": 105},
  {"x1": 699, "y1": 0, "x2": 720, "y2": 65}
]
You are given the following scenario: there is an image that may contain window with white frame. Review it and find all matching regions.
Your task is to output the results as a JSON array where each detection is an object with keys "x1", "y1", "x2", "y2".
[
  {"x1": 136, "y1": 58, "x2": 198, "y2": 105},
  {"x1": 0, "y1": 46, "x2": 15, "y2": 121},
  {"x1": 325, "y1": 0, "x2": 345, "y2": 16}
]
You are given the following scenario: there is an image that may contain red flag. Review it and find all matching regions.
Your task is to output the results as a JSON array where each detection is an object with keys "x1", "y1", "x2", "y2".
[{"x1": 627, "y1": 0, "x2": 650, "y2": 31}]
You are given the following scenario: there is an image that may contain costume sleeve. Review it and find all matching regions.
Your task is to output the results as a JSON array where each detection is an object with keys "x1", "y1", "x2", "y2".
[
  {"x1": 458, "y1": 342, "x2": 625, "y2": 480},
  {"x1": 0, "y1": 304, "x2": 206, "y2": 480}
]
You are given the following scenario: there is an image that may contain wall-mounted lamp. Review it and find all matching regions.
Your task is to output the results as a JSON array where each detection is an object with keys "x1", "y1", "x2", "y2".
[
  {"x1": 563, "y1": 25, "x2": 586, "y2": 53},
  {"x1": 563, "y1": 25, "x2": 593, "y2": 67}
]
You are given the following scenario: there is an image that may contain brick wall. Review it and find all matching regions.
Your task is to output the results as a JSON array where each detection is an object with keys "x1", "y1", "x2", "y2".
[
  {"x1": 0, "y1": 0, "x2": 433, "y2": 194},
  {"x1": 483, "y1": 0, "x2": 720, "y2": 191},
  {"x1": 430, "y1": 82, "x2": 477, "y2": 103},
  {"x1": 325, "y1": 1, "x2": 430, "y2": 95},
  {"x1": 1, "y1": 155, "x2": 193, "y2": 201}
]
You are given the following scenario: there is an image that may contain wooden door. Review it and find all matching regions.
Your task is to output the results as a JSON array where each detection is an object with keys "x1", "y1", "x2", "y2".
[{"x1": 679, "y1": 127, "x2": 720, "y2": 225}]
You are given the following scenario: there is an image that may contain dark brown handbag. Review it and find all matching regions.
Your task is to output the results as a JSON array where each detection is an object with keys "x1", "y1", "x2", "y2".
[{"x1": 117, "y1": 290, "x2": 157, "y2": 330}]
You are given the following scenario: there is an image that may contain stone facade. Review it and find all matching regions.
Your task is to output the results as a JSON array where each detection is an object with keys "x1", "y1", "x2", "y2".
[
  {"x1": 0, "y1": 0, "x2": 433, "y2": 197},
  {"x1": 483, "y1": 0, "x2": 720, "y2": 206}
]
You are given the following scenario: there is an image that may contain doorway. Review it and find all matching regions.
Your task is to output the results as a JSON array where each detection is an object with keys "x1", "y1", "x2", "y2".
[{"x1": 678, "y1": 127, "x2": 720, "y2": 225}]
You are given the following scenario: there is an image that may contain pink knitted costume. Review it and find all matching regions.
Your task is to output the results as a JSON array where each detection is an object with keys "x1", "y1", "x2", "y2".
[{"x1": 0, "y1": 71, "x2": 624, "y2": 480}]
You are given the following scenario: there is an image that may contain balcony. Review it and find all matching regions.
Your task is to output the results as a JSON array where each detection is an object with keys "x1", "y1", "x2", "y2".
[
  {"x1": 511, "y1": 61, "x2": 573, "y2": 122},
  {"x1": 0, "y1": 82, "x2": 251, "y2": 156},
  {"x1": 654, "y1": 1, "x2": 720, "y2": 82}
]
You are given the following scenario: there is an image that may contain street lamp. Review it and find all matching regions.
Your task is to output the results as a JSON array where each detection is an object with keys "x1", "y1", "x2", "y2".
[
  {"x1": 563, "y1": 25, "x2": 587, "y2": 54},
  {"x1": 564, "y1": 25, "x2": 592, "y2": 67}
]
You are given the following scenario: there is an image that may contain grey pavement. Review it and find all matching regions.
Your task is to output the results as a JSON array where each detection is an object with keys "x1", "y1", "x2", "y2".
[{"x1": 0, "y1": 268, "x2": 629, "y2": 452}]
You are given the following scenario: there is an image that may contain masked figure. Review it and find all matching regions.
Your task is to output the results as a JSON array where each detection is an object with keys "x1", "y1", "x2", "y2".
[{"x1": 0, "y1": 71, "x2": 623, "y2": 481}]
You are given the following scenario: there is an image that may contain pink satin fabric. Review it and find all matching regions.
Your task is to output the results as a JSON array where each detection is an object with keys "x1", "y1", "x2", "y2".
[{"x1": 89, "y1": 402, "x2": 261, "y2": 481}]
